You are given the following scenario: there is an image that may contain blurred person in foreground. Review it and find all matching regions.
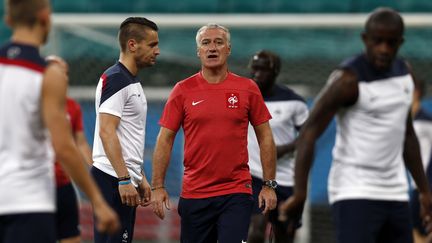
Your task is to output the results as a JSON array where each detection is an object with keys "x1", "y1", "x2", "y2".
[
  {"x1": 410, "y1": 77, "x2": 432, "y2": 243},
  {"x1": 151, "y1": 24, "x2": 277, "y2": 243},
  {"x1": 46, "y1": 55, "x2": 93, "y2": 243},
  {"x1": 91, "y1": 17, "x2": 160, "y2": 243},
  {"x1": 0, "y1": 0, "x2": 119, "y2": 242},
  {"x1": 278, "y1": 7, "x2": 432, "y2": 243},
  {"x1": 247, "y1": 50, "x2": 308, "y2": 243}
]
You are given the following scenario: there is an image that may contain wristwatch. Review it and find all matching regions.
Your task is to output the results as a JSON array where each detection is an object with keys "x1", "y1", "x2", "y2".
[{"x1": 263, "y1": 179, "x2": 278, "y2": 189}]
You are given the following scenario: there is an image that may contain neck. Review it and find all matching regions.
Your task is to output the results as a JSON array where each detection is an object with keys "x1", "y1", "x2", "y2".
[
  {"x1": 119, "y1": 53, "x2": 138, "y2": 76},
  {"x1": 201, "y1": 66, "x2": 228, "y2": 84},
  {"x1": 11, "y1": 28, "x2": 44, "y2": 47}
]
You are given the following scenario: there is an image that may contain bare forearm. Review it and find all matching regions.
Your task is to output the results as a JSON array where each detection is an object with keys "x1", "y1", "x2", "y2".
[
  {"x1": 276, "y1": 142, "x2": 296, "y2": 159},
  {"x1": 78, "y1": 142, "x2": 93, "y2": 166},
  {"x1": 260, "y1": 137, "x2": 277, "y2": 181},
  {"x1": 404, "y1": 134, "x2": 430, "y2": 193},
  {"x1": 100, "y1": 133, "x2": 128, "y2": 177},
  {"x1": 293, "y1": 134, "x2": 316, "y2": 199},
  {"x1": 151, "y1": 139, "x2": 174, "y2": 187}
]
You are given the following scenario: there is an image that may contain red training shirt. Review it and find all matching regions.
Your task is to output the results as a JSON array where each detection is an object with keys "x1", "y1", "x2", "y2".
[
  {"x1": 159, "y1": 72, "x2": 271, "y2": 198},
  {"x1": 55, "y1": 98, "x2": 84, "y2": 187}
]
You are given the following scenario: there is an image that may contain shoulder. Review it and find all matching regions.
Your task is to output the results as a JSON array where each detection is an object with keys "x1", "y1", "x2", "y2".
[
  {"x1": 175, "y1": 73, "x2": 200, "y2": 90},
  {"x1": 100, "y1": 64, "x2": 133, "y2": 93},
  {"x1": 267, "y1": 84, "x2": 306, "y2": 103},
  {"x1": 318, "y1": 68, "x2": 359, "y2": 107},
  {"x1": 0, "y1": 42, "x2": 47, "y2": 72},
  {"x1": 227, "y1": 72, "x2": 261, "y2": 95},
  {"x1": 339, "y1": 53, "x2": 409, "y2": 82}
]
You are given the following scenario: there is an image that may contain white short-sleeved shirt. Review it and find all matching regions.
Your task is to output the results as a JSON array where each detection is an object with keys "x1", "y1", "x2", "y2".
[
  {"x1": 92, "y1": 62, "x2": 147, "y2": 186},
  {"x1": 248, "y1": 84, "x2": 308, "y2": 186},
  {"x1": 0, "y1": 42, "x2": 54, "y2": 215},
  {"x1": 328, "y1": 54, "x2": 413, "y2": 204}
]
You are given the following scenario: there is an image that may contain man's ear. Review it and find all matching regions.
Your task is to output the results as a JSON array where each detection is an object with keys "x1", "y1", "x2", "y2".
[
  {"x1": 128, "y1": 39, "x2": 137, "y2": 52},
  {"x1": 37, "y1": 7, "x2": 50, "y2": 28}
]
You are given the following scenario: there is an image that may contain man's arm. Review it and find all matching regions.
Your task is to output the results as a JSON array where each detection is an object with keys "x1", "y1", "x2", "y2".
[
  {"x1": 404, "y1": 113, "x2": 430, "y2": 193},
  {"x1": 151, "y1": 127, "x2": 177, "y2": 219},
  {"x1": 42, "y1": 63, "x2": 119, "y2": 234},
  {"x1": 403, "y1": 112, "x2": 432, "y2": 226},
  {"x1": 279, "y1": 69, "x2": 358, "y2": 222},
  {"x1": 253, "y1": 121, "x2": 277, "y2": 214},
  {"x1": 75, "y1": 130, "x2": 93, "y2": 166},
  {"x1": 99, "y1": 113, "x2": 140, "y2": 207},
  {"x1": 276, "y1": 142, "x2": 296, "y2": 159}
]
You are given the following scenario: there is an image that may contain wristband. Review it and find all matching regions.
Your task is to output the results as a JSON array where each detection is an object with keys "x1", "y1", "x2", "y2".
[
  {"x1": 118, "y1": 175, "x2": 131, "y2": 181},
  {"x1": 151, "y1": 186, "x2": 165, "y2": 191},
  {"x1": 118, "y1": 179, "x2": 131, "y2": 185}
]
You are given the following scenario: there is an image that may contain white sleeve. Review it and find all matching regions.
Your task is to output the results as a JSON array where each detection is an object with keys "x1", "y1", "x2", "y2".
[{"x1": 99, "y1": 86, "x2": 129, "y2": 118}]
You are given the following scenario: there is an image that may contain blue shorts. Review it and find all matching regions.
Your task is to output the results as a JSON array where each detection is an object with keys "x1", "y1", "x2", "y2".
[
  {"x1": 178, "y1": 193, "x2": 254, "y2": 243},
  {"x1": 56, "y1": 183, "x2": 80, "y2": 240},
  {"x1": 91, "y1": 166, "x2": 136, "y2": 243},
  {"x1": 410, "y1": 189, "x2": 426, "y2": 235},
  {"x1": 331, "y1": 199, "x2": 413, "y2": 243},
  {"x1": 251, "y1": 176, "x2": 301, "y2": 228},
  {"x1": 0, "y1": 213, "x2": 55, "y2": 243}
]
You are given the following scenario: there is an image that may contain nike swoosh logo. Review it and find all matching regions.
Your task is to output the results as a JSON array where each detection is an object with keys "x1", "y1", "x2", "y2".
[{"x1": 192, "y1": 100, "x2": 204, "y2": 106}]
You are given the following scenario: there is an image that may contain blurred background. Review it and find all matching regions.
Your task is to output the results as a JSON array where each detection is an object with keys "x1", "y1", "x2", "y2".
[{"x1": 2, "y1": 0, "x2": 432, "y2": 242}]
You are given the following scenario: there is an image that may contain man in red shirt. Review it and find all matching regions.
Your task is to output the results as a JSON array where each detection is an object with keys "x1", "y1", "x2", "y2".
[
  {"x1": 151, "y1": 23, "x2": 277, "y2": 243},
  {"x1": 55, "y1": 97, "x2": 93, "y2": 243}
]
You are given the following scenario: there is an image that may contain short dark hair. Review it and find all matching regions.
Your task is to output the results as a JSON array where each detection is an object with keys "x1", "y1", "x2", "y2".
[
  {"x1": 118, "y1": 17, "x2": 158, "y2": 52},
  {"x1": 250, "y1": 50, "x2": 281, "y2": 75},
  {"x1": 365, "y1": 7, "x2": 404, "y2": 35}
]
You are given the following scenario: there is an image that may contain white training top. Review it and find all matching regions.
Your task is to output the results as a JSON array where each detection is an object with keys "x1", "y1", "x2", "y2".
[
  {"x1": 92, "y1": 62, "x2": 147, "y2": 186},
  {"x1": 0, "y1": 42, "x2": 55, "y2": 215},
  {"x1": 328, "y1": 54, "x2": 413, "y2": 204},
  {"x1": 248, "y1": 84, "x2": 309, "y2": 186}
]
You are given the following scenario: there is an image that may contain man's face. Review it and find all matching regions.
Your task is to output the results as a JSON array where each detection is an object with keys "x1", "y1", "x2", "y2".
[
  {"x1": 134, "y1": 29, "x2": 160, "y2": 68},
  {"x1": 197, "y1": 28, "x2": 231, "y2": 69},
  {"x1": 250, "y1": 55, "x2": 277, "y2": 92},
  {"x1": 362, "y1": 23, "x2": 404, "y2": 71}
]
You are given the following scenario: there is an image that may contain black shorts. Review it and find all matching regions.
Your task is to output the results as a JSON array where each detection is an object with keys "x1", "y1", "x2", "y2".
[
  {"x1": 56, "y1": 183, "x2": 80, "y2": 239},
  {"x1": 91, "y1": 166, "x2": 136, "y2": 243},
  {"x1": 0, "y1": 212, "x2": 55, "y2": 243},
  {"x1": 331, "y1": 199, "x2": 413, "y2": 243},
  {"x1": 251, "y1": 176, "x2": 301, "y2": 228},
  {"x1": 178, "y1": 193, "x2": 253, "y2": 243}
]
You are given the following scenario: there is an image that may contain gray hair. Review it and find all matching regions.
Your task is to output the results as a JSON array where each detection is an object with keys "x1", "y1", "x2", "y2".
[{"x1": 195, "y1": 23, "x2": 231, "y2": 47}]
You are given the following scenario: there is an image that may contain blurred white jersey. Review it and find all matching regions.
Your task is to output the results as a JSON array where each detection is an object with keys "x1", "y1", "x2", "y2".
[
  {"x1": 248, "y1": 84, "x2": 308, "y2": 186},
  {"x1": 329, "y1": 54, "x2": 413, "y2": 204},
  {"x1": 92, "y1": 62, "x2": 147, "y2": 186},
  {"x1": 0, "y1": 42, "x2": 54, "y2": 215}
]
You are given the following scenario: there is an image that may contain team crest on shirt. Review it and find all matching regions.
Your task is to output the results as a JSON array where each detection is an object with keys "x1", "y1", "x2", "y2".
[
  {"x1": 226, "y1": 93, "x2": 240, "y2": 109},
  {"x1": 121, "y1": 230, "x2": 128, "y2": 242}
]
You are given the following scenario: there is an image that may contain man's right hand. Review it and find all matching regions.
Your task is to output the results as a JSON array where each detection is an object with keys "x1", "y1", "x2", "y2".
[
  {"x1": 151, "y1": 188, "x2": 170, "y2": 219},
  {"x1": 278, "y1": 194, "x2": 305, "y2": 234},
  {"x1": 93, "y1": 198, "x2": 120, "y2": 234},
  {"x1": 119, "y1": 183, "x2": 140, "y2": 207}
]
